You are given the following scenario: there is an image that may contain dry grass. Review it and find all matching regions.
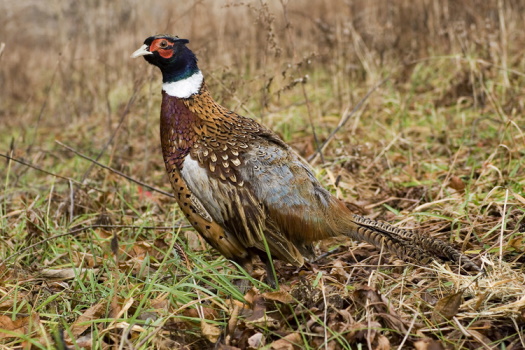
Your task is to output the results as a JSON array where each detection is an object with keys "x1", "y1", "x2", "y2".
[{"x1": 1, "y1": 0, "x2": 525, "y2": 349}]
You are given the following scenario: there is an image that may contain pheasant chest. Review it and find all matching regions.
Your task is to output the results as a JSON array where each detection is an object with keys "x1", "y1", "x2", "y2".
[
  {"x1": 160, "y1": 91, "x2": 203, "y2": 169},
  {"x1": 160, "y1": 91, "x2": 260, "y2": 186}
]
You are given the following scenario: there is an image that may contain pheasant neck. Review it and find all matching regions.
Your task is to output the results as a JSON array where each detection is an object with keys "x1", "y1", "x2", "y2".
[{"x1": 162, "y1": 70, "x2": 204, "y2": 98}]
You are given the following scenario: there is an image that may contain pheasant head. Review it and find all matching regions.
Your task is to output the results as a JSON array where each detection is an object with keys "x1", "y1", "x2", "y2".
[{"x1": 131, "y1": 35, "x2": 203, "y2": 98}]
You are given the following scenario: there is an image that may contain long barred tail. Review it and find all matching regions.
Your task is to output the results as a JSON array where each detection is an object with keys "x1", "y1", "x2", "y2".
[{"x1": 347, "y1": 214, "x2": 481, "y2": 272}]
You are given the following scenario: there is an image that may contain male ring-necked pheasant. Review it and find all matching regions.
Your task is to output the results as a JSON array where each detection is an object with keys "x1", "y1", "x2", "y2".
[{"x1": 132, "y1": 35, "x2": 479, "y2": 285}]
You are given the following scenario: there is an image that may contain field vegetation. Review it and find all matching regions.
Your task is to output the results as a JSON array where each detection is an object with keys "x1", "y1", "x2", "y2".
[{"x1": 1, "y1": 0, "x2": 525, "y2": 348}]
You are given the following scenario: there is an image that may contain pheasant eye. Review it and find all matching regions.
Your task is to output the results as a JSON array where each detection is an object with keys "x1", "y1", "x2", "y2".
[{"x1": 159, "y1": 40, "x2": 168, "y2": 48}]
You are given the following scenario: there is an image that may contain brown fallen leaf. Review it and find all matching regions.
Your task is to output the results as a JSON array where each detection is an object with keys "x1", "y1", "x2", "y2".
[
  {"x1": 40, "y1": 268, "x2": 98, "y2": 280},
  {"x1": 414, "y1": 338, "x2": 445, "y2": 350},
  {"x1": 508, "y1": 236, "x2": 525, "y2": 252},
  {"x1": 25, "y1": 209, "x2": 45, "y2": 239},
  {"x1": 109, "y1": 296, "x2": 132, "y2": 320},
  {"x1": 448, "y1": 176, "x2": 466, "y2": 192},
  {"x1": 353, "y1": 321, "x2": 382, "y2": 346},
  {"x1": 70, "y1": 252, "x2": 102, "y2": 268},
  {"x1": 75, "y1": 333, "x2": 95, "y2": 348},
  {"x1": 0, "y1": 289, "x2": 28, "y2": 310},
  {"x1": 94, "y1": 227, "x2": 112, "y2": 240},
  {"x1": 465, "y1": 329, "x2": 495, "y2": 349},
  {"x1": 375, "y1": 334, "x2": 391, "y2": 350},
  {"x1": 329, "y1": 259, "x2": 351, "y2": 282},
  {"x1": 0, "y1": 313, "x2": 40, "y2": 339},
  {"x1": 130, "y1": 241, "x2": 167, "y2": 261},
  {"x1": 244, "y1": 294, "x2": 280, "y2": 330},
  {"x1": 269, "y1": 332, "x2": 303, "y2": 350},
  {"x1": 183, "y1": 305, "x2": 219, "y2": 320},
  {"x1": 243, "y1": 287, "x2": 259, "y2": 305},
  {"x1": 185, "y1": 230, "x2": 206, "y2": 252},
  {"x1": 227, "y1": 303, "x2": 242, "y2": 343},
  {"x1": 247, "y1": 332, "x2": 265, "y2": 349},
  {"x1": 150, "y1": 294, "x2": 169, "y2": 312},
  {"x1": 69, "y1": 301, "x2": 107, "y2": 337},
  {"x1": 110, "y1": 231, "x2": 119, "y2": 256},
  {"x1": 201, "y1": 319, "x2": 221, "y2": 343},
  {"x1": 354, "y1": 285, "x2": 409, "y2": 333},
  {"x1": 47, "y1": 281, "x2": 70, "y2": 293},
  {"x1": 0, "y1": 263, "x2": 11, "y2": 282},
  {"x1": 262, "y1": 290, "x2": 294, "y2": 304},
  {"x1": 432, "y1": 291, "x2": 464, "y2": 322}
]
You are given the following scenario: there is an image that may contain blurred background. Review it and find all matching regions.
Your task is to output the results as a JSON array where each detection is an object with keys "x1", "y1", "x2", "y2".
[{"x1": 3, "y1": 0, "x2": 523, "y2": 145}]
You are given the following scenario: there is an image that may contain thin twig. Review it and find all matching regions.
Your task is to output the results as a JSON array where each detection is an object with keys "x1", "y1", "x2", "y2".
[
  {"x1": 56, "y1": 141, "x2": 174, "y2": 198},
  {"x1": 81, "y1": 83, "x2": 140, "y2": 181},
  {"x1": 206, "y1": 71, "x2": 258, "y2": 119},
  {"x1": 0, "y1": 153, "x2": 103, "y2": 193},
  {"x1": 363, "y1": 132, "x2": 401, "y2": 173},
  {"x1": 397, "y1": 305, "x2": 418, "y2": 350},
  {"x1": 27, "y1": 57, "x2": 61, "y2": 154},
  {"x1": 320, "y1": 277, "x2": 328, "y2": 350},
  {"x1": 437, "y1": 145, "x2": 463, "y2": 200},
  {"x1": 500, "y1": 189, "x2": 509, "y2": 264},
  {"x1": 301, "y1": 81, "x2": 324, "y2": 164},
  {"x1": 68, "y1": 180, "x2": 74, "y2": 223},
  {"x1": 3, "y1": 223, "x2": 187, "y2": 263},
  {"x1": 307, "y1": 76, "x2": 389, "y2": 164}
]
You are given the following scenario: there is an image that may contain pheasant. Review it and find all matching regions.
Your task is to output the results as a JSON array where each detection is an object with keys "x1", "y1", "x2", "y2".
[{"x1": 132, "y1": 35, "x2": 479, "y2": 285}]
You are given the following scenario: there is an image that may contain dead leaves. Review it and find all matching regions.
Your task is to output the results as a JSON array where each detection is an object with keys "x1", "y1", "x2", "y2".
[
  {"x1": 432, "y1": 291, "x2": 464, "y2": 322},
  {"x1": 262, "y1": 290, "x2": 294, "y2": 304},
  {"x1": 221, "y1": 284, "x2": 414, "y2": 350},
  {"x1": 39, "y1": 267, "x2": 99, "y2": 280},
  {"x1": 68, "y1": 302, "x2": 107, "y2": 338},
  {"x1": 201, "y1": 319, "x2": 221, "y2": 343},
  {"x1": 1, "y1": 208, "x2": 519, "y2": 349},
  {"x1": 414, "y1": 338, "x2": 445, "y2": 350},
  {"x1": 62, "y1": 297, "x2": 141, "y2": 348},
  {"x1": 269, "y1": 332, "x2": 302, "y2": 350},
  {"x1": 0, "y1": 314, "x2": 46, "y2": 349},
  {"x1": 354, "y1": 285, "x2": 410, "y2": 335},
  {"x1": 447, "y1": 176, "x2": 466, "y2": 193},
  {"x1": 0, "y1": 313, "x2": 41, "y2": 340}
]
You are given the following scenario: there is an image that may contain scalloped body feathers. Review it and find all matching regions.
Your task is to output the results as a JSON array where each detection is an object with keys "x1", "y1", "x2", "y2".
[{"x1": 133, "y1": 35, "x2": 480, "y2": 284}]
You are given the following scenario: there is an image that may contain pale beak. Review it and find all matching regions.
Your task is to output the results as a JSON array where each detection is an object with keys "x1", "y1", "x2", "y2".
[{"x1": 131, "y1": 44, "x2": 153, "y2": 58}]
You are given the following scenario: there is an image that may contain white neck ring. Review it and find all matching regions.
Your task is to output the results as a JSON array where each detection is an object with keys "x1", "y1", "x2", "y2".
[{"x1": 162, "y1": 70, "x2": 203, "y2": 98}]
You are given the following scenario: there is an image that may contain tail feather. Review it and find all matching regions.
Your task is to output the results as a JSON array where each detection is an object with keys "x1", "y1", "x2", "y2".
[{"x1": 347, "y1": 214, "x2": 480, "y2": 272}]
